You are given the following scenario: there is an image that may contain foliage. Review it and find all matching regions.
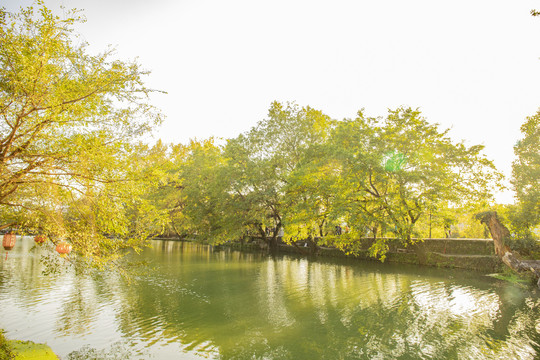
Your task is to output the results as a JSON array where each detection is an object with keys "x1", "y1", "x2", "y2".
[
  {"x1": 283, "y1": 145, "x2": 342, "y2": 242},
  {"x1": 8, "y1": 340, "x2": 58, "y2": 360},
  {"x1": 0, "y1": 330, "x2": 15, "y2": 360},
  {"x1": 326, "y1": 107, "x2": 500, "y2": 259},
  {"x1": 0, "y1": 2, "x2": 162, "y2": 270},
  {"x1": 492, "y1": 204, "x2": 540, "y2": 258},
  {"x1": 448, "y1": 211, "x2": 490, "y2": 239},
  {"x1": 487, "y1": 270, "x2": 532, "y2": 287},
  {"x1": 409, "y1": 202, "x2": 491, "y2": 239},
  {"x1": 140, "y1": 141, "x2": 189, "y2": 238},
  {"x1": 140, "y1": 103, "x2": 501, "y2": 261},
  {"x1": 0, "y1": 4, "x2": 505, "y2": 268},
  {"x1": 510, "y1": 110, "x2": 540, "y2": 240},
  {"x1": 178, "y1": 138, "x2": 232, "y2": 241},
  {"x1": 222, "y1": 102, "x2": 334, "y2": 248}
]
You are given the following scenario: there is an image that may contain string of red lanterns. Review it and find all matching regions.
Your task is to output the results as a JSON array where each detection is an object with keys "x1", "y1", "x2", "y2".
[{"x1": 2, "y1": 233, "x2": 72, "y2": 259}]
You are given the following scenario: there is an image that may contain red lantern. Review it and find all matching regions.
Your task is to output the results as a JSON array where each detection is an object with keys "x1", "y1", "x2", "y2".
[
  {"x1": 34, "y1": 235, "x2": 47, "y2": 245},
  {"x1": 3, "y1": 233, "x2": 16, "y2": 251},
  {"x1": 3, "y1": 233, "x2": 16, "y2": 260},
  {"x1": 56, "y1": 242, "x2": 72, "y2": 257}
]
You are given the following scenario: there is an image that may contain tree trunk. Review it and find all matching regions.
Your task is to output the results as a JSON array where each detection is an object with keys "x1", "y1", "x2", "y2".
[
  {"x1": 256, "y1": 224, "x2": 269, "y2": 250},
  {"x1": 268, "y1": 235, "x2": 278, "y2": 252},
  {"x1": 306, "y1": 235, "x2": 319, "y2": 255},
  {"x1": 292, "y1": 241, "x2": 309, "y2": 255},
  {"x1": 268, "y1": 222, "x2": 283, "y2": 253},
  {"x1": 477, "y1": 211, "x2": 540, "y2": 288},
  {"x1": 371, "y1": 224, "x2": 378, "y2": 240}
]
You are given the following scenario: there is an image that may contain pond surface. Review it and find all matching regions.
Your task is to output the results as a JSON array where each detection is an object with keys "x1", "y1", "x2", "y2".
[{"x1": 0, "y1": 238, "x2": 539, "y2": 359}]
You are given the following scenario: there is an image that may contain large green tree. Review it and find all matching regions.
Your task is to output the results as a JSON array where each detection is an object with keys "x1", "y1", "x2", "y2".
[
  {"x1": 178, "y1": 139, "x2": 235, "y2": 241},
  {"x1": 510, "y1": 110, "x2": 540, "y2": 239},
  {"x1": 221, "y1": 102, "x2": 333, "y2": 249},
  {"x1": 327, "y1": 107, "x2": 500, "y2": 259},
  {"x1": 282, "y1": 145, "x2": 342, "y2": 245},
  {"x1": 0, "y1": 3, "x2": 162, "y2": 268}
]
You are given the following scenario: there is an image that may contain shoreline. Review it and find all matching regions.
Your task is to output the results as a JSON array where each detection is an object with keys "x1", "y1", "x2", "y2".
[
  {"x1": 1, "y1": 336, "x2": 58, "y2": 360},
  {"x1": 154, "y1": 236, "x2": 504, "y2": 273}
]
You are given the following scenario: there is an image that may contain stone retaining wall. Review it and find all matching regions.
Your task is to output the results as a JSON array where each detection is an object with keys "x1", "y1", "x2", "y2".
[{"x1": 218, "y1": 238, "x2": 503, "y2": 273}]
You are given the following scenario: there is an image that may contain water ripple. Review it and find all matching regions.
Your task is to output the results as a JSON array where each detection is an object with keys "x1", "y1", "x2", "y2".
[{"x1": 0, "y1": 238, "x2": 539, "y2": 360}]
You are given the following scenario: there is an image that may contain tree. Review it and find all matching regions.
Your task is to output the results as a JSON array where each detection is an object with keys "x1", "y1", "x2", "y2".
[
  {"x1": 477, "y1": 211, "x2": 540, "y2": 288},
  {"x1": 510, "y1": 110, "x2": 540, "y2": 239},
  {"x1": 141, "y1": 141, "x2": 191, "y2": 239},
  {"x1": 178, "y1": 139, "x2": 236, "y2": 242},
  {"x1": 282, "y1": 143, "x2": 342, "y2": 252},
  {"x1": 136, "y1": 139, "x2": 234, "y2": 242},
  {"x1": 0, "y1": 3, "x2": 162, "y2": 269},
  {"x1": 328, "y1": 107, "x2": 500, "y2": 259},
  {"x1": 220, "y1": 102, "x2": 333, "y2": 250}
]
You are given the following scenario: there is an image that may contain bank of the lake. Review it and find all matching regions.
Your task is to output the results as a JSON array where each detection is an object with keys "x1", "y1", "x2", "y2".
[
  {"x1": 10, "y1": 340, "x2": 58, "y2": 359},
  {"x1": 1, "y1": 329, "x2": 58, "y2": 360},
  {"x1": 198, "y1": 236, "x2": 505, "y2": 273}
]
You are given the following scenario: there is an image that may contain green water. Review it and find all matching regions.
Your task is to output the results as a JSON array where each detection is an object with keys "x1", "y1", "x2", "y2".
[{"x1": 1, "y1": 238, "x2": 539, "y2": 359}]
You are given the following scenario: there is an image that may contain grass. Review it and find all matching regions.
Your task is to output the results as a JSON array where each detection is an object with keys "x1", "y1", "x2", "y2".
[
  {"x1": 0, "y1": 331, "x2": 15, "y2": 360},
  {"x1": 8, "y1": 341, "x2": 58, "y2": 359},
  {"x1": 0, "y1": 330, "x2": 58, "y2": 360},
  {"x1": 487, "y1": 270, "x2": 535, "y2": 287}
]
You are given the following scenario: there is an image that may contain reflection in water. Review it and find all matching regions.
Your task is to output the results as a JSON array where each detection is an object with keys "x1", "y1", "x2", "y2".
[{"x1": 0, "y1": 238, "x2": 539, "y2": 359}]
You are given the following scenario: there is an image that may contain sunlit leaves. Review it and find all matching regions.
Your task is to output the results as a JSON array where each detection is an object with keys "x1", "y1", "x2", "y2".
[
  {"x1": 510, "y1": 110, "x2": 540, "y2": 238},
  {"x1": 0, "y1": 3, "x2": 163, "y2": 271},
  {"x1": 218, "y1": 102, "x2": 335, "y2": 247},
  {"x1": 383, "y1": 151, "x2": 407, "y2": 172},
  {"x1": 146, "y1": 103, "x2": 501, "y2": 261},
  {"x1": 325, "y1": 107, "x2": 501, "y2": 258}
]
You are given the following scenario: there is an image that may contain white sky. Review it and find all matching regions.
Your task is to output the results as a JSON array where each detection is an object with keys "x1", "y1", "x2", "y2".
[{"x1": 4, "y1": 0, "x2": 540, "y2": 204}]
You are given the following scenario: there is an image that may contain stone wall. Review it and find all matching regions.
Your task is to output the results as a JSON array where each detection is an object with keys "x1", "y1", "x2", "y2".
[{"x1": 220, "y1": 237, "x2": 503, "y2": 273}]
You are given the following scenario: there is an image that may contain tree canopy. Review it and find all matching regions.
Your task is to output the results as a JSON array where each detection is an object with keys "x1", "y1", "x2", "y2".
[
  {"x1": 314, "y1": 108, "x2": 499, "y2": 258},
  {"x1": 0, "y1": 3, "x2": 510, "y2": 269},
  {"x1": 145, "y1": 103, "x2": 500, "y2": 260},
  {"x1": 0, "y1": 2, "x2": 162, "y2": 270},
  {"x1": 509, "y1": 110, "x2": 540, "y2": 240}
]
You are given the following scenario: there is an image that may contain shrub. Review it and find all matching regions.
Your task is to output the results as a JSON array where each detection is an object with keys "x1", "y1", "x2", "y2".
[{"x1": 0, "y1": 330, "x2": 15, "y2": 360}]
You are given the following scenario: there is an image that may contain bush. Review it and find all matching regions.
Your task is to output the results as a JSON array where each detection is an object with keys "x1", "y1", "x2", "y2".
[
  {"x1": 0, "y1": 330, "x2": 15, "y2": 360},
  {"x1": 507, "y1": 236, "x2": 540, "y2": 258}
]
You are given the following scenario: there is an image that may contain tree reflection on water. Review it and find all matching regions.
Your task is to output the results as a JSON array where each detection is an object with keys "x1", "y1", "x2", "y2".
[{"x1": 0, "y1": 239, "x2": 539, "y2": 359}]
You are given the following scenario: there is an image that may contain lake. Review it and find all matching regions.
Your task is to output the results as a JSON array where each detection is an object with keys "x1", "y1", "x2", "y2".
[{"x1": 1, "y1": 237, "x2": 539, "y2": 359}]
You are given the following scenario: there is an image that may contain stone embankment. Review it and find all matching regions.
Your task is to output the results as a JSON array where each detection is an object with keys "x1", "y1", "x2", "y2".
[{"x1": 219, "y1": 238, "x2": 503, "y2": 272}]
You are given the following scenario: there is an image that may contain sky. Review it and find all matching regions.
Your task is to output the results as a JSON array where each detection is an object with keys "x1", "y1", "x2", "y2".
[{"x1": 3, "y1": 0, "x2": 540, "y2": 204}]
